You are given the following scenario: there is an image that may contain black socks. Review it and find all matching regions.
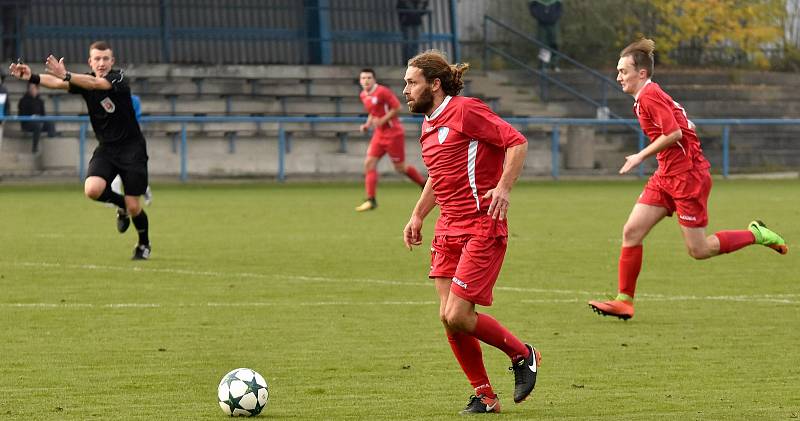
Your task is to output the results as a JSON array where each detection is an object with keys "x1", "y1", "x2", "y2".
[
  {"x1": 132, "y1": 210, "x2": 149, "y2": 246},
  {"x1": 97, "y1": 185, "x2": 126, "y2": 209}
]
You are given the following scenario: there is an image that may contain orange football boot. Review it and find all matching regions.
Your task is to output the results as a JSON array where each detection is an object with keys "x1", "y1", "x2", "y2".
[{"x1": 588, "y1": 299, "x2": 634, "y2": 320}]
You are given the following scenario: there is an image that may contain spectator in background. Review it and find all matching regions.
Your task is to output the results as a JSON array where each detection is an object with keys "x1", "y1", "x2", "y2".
[
  {"x1": 397, "y1": 0, "x2": 429, "y2": 63},
  {"x1": 528, "y1": 0, "x2": 563, "y2": 71},
  {"x1": 18, "y1": 81, "x2": 56, "y2": 153}
]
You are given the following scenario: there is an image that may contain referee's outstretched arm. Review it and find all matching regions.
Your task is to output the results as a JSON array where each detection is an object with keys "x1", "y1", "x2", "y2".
[{"x1": 8, "y1": 60, "x2": 69, "y2": 90}]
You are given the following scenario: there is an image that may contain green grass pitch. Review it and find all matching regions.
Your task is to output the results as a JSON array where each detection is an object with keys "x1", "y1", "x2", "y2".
[{"x1": 0, "y1": 179, "x2": 798, "y2": 420}]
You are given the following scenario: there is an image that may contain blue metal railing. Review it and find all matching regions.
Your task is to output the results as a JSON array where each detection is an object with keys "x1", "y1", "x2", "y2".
[
  {"x1": 3, "y1": 115, "x2": 800, "y2": 181},
  {"x1": 482, "y1": 15, "x2": 629, "y2": 123}
]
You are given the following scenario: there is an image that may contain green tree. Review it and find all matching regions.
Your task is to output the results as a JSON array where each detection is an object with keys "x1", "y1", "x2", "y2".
[{"x1": 650, "y1": 0, "x2": 786, "y2": 68}]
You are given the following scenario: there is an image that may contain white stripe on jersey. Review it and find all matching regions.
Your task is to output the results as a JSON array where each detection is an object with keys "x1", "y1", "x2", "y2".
[
  {"x1": 467, "y1": 140, "x2": 480, "y2": 210},
  {"x1": 384, "y1": 103, "x2": 393, "y2": 127}
]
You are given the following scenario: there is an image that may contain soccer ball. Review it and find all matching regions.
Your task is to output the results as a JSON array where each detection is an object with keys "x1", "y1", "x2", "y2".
[{"x1": 217, "y1": 368, "x2": 269, "y2": 417}]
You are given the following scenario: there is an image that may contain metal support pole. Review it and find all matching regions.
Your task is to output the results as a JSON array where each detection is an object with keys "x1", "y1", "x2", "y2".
[
  {"x1": 551, "y1": 124, "x2": 559, "y2": 179},
  {"x1": 278, "y1": 125, "x2": 286, "y2": 182},
  {"x1": 449, "y1": 0, "x2": 461, "y2": 63},
  {"x1": 722, "y1": 125, "x2": 730, "y2": 179},
  {"x1": 180, "y1": 123, "x2": 188, "y2": 182},
  {"x1": 160, "y1": 0, "x2": 172, "y2": 62}
]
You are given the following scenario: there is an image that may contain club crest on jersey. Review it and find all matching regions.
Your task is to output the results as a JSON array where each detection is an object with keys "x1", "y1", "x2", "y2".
[
  {"x1": 371, "y1": 96, "x2": 378, "y2": 104},
  {"x1": 437, "y1": 127, "x2": 449, "y2": 144},
  {"x1": 101, "y1": 97, "x2": 116, "y2": 113}
]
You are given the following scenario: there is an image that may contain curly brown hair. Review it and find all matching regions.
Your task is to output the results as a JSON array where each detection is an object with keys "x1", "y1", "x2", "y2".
[{"x1": 407, "y1": 49, "x2": 469, "y2": 96}]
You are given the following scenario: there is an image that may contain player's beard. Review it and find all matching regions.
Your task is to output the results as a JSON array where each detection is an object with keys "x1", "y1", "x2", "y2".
[{"x1": 408, "y1": 86, "x2": 434, "y2": 114}]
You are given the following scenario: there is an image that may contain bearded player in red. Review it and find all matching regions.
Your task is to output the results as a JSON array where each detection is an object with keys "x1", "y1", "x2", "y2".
[
  {"x1": 588, "y1": 39, "x2": 788, "y2": 321},
  {"x1": 355, "y1": 68, "x2": 426, "y2": 211},
  {"x1": 402, "y1": 50, "x2": 540, "y2": 415}
]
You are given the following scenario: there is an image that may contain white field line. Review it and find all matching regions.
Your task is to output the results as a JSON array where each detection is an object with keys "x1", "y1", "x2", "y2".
[{"x1": 2, "y1": 261, "x2": 798, "y2": 307}]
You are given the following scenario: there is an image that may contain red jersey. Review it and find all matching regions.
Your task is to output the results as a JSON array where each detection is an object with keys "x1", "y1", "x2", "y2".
[
  {"x1": 634, "y1": 81, "x2": 710, "y2": 176},
  {"x1": 419, "y1": 96, "x2": 527, "y2": 237},
  {"x1": 360, "y1": 84, "x2": 403, "y2": 135}
]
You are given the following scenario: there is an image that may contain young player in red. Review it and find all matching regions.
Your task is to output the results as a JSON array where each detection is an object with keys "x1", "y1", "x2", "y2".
[
  {"x1": 402, "y1": 50, "x2": 540, "y2": 414},
  {"x1": 588, "y1": 39, "x2": 788, "y2": 321},
  {"x1": 355, "y1": 68, "x2": 426, "y2": 211}
]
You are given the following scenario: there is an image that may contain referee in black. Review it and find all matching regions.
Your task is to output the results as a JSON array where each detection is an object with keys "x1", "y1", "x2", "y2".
[{"x1": 9, "y1": 41, "x2": 151, "y2": 260}]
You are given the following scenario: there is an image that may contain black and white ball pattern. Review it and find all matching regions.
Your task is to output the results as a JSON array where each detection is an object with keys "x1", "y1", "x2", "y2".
[{"x1": 218, "y1": 368, "x2": 269, "y2": 417}]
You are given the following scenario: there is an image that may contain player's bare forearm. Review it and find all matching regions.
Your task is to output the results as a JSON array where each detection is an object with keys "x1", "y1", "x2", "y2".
[
  {"x1": 497, "y1": 143, "x2": 528, "y2": 191},
  {"x1": 380, "y1": 106, "x2": 400, "y2": 126},
  {"x1": 411, "y1": 177, "x2": 436, "y2": 220},
  {"x1": 637, "y1": 129, "x2": 682, "y2": 161},
  {"x1": 620, "y1": 129, "x2": 681, "y2": 174},
  {"x1": 404, "y1": 177, "x2": 435, "y2": 250},
  {"x1": 484, "y1": 143, "x2": 527, "y2": 220}
]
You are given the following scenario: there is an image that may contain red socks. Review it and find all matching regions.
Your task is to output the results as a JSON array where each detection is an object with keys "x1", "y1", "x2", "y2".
[
  {"x1": 618, "y1": 245, "x2": 643, "y2": 299},
  {"x1": 471, "y1": 313, "x2": 529, "y2": 362},
  {"x1": 447, "y1": 314, "x2": 530, "y2": 398},
  {"x1": 366, "y1": 167, "x2": 424, "y2": 197},
  {"x1": 405, "y1": 166, "x2": 426, "y2": 187},
  {"x1": 365, "y1": 169, "x2": 377, "y2": 198},
  {"x1": 715, "y1": 230, "x2": 755, "y2": 254},
  {"x1": 447, "y1": 332, "x2": 495, "y2": 398}
]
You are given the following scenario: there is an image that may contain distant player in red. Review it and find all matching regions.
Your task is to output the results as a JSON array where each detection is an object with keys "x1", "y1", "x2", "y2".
[
  {"x1": 588, "y1": 39, "x2": 788, "y2": 321},
  {"x1": 402, "y1": 50, "x2": 540, "y2": 414},
  {"x1": 355, "y1": 68, "x2": 426, "y2": 212}
]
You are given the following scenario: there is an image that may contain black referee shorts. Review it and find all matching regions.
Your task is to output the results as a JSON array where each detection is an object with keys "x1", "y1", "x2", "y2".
[{"x1": 87, "y1": 138, "x2": 149, "y2": 196}]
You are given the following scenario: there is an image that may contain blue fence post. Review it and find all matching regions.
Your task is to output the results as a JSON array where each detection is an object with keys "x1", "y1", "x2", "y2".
[
  {"x1": 160, "y1": 0, "x2": 172, "y2": 62},
  {"x1": 722, "y1": 125, "x2": 730, "y2": 179},
  {"x1": 278, "y1": 125, "x2": 286, "y2": 182},
  {"x1": 305, "y1": 0, "x2": 331, "y2": 64},
  {"x1": 450, "y1": 0, "x2": 461, "y2": 63},
  {"x1": 180, "y1": 122, "x2": 187, "y2": 182},
  {"x1": 551, "y1": 124, "x2": 559, "y2": 179},
  {"x1": 637, "y1": 129, "x2": 645, "y2": 179},
  {"x1": 78, "y1": 123, "x2": 87, "y2": 182}
]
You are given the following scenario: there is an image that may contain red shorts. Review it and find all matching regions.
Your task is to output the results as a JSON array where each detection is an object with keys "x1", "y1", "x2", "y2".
[
  {"x1": 367, "y1": 131, "x2": 405, "y2": 163},
  {"x1": 429, "y1": 234, "x2": 508, "y2": 306},
  {"x1": 638, "y1": 168, "x2": 712, "y2": 228}
]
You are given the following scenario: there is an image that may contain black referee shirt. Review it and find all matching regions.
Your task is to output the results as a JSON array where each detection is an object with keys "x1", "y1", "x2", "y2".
[{"x1": 69, "y1": 69, "x2": 144, "y2": 144}]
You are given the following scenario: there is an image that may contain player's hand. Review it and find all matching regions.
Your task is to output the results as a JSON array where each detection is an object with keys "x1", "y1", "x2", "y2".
[
  {"x1": 44, "y1": 55, "x2": 67, "y2": 79},
  {"x1": 483, "y1": 186, "x2": 511, "y2": 220},
  {"x1": 619, "y1": 153, "x2": 643, "y2": 174},
  {"x1": 359, "y1": 123, "x2": 370, "y2": 133},
  {"x1": 8, "y1": 61, "x2": 31, "y2": 80},
  {"x1": 403, "y1": 215, "x2": 424, "y2": 250}
]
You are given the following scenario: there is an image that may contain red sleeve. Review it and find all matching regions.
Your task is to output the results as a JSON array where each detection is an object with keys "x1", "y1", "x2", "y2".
[
  {"x1": 381, "y1": 86, "x2": 401, "y2": 109},
  {"x1": 460, "y1": 98, "x2": 526, "y2": 148},
  {"x1": 639, "y1": 94, "x2": 679, "y2": 136}
]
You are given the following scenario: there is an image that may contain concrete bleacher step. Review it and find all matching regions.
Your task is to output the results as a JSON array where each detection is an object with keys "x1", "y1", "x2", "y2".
[
  {"x1": 0, "y1": 151, "x2": 42, "y2": 174},
  {"x1": 0, "y1": 138, "x2": 44, "y2": 174}
]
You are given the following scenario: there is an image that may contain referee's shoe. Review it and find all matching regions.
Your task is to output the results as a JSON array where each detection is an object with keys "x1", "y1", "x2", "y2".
[
  {"x1": 132, "y1": 244, "x2": 151, "y2": 260},
  {"x1": 117, "y1": 208, "x2": 131, "y2": 233}
]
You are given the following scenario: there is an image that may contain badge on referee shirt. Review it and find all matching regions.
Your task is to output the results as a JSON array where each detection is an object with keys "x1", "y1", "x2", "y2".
[{"x1": 101, "y1": 97, "x2": 116, "y2": 113}]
